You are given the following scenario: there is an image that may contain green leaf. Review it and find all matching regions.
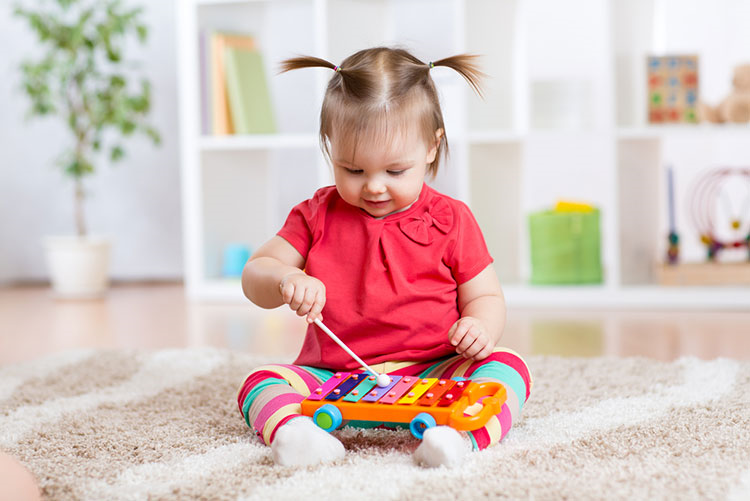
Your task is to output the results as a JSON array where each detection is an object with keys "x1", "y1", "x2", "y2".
[
  {"x1": 129, "y1": 94, "x2": 149, "y2": 113},
  {"x1": 136, "y1": 24, "x2": 147, "y2": 42},
  {"x1": 110, "y1": 145, "x2": 124, "y2": 162},
  {"x1": 64, "y1": 157, "x2": 95, "y2": 179},
  {"x1": 120, "y1": 120, "x2": 136, "y2": 135},
  {"x1": 110, "y1": 74, "x2": 126, "y2": 89},
  {"x1": 145, "y1": 126, "x2": 161, "y2": 145},
  {"x1": 106, "y1": 47, "x2": 121, "y2": 62}
]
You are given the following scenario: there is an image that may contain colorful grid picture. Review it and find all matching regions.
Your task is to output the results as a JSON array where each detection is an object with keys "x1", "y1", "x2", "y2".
[{"x1": 647, "y1": 55, "x2": 699, "y2": 124}]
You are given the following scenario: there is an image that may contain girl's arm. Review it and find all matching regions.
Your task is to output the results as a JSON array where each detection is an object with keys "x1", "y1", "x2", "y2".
[
  {"x1": 242, "y1": 236, "x2": 326, "y2": 322},
  {"x1": 448, "y1": 265, "x2": 506, "y2": 361}
]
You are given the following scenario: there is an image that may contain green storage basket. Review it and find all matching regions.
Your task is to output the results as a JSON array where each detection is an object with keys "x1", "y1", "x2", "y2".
[{"x1": 528, "y1": 209, "x2": 602, "y2": 284}]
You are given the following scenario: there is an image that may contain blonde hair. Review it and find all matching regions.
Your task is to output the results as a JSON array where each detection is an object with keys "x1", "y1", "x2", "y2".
[{"x1": 280, "y1": 47, "x2": 484, "y2": 176}]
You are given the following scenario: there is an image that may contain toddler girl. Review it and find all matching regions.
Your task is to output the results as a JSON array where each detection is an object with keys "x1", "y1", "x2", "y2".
[{"x1": 238, "y1": 47, "x2": 532, "y2": 467}]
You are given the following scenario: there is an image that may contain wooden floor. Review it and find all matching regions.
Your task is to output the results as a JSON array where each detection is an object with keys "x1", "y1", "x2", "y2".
[{"x1": 1, "y1": 284, "x2": 749, "y2": 365}]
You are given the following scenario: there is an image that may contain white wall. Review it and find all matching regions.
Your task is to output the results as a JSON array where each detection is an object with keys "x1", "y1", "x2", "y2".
[{"x1": 0, "y1": 0, "x2": 182, "y2": 283}]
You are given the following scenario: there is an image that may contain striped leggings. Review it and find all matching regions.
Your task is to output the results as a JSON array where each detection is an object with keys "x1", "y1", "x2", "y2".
[{"x1": 237, "y1": 347, "x2": 532, "y2": 450}]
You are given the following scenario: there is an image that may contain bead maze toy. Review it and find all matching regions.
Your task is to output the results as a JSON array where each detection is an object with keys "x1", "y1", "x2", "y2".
[
  {"x1": 688, "y1": 166, "x2": 750, "y2": 261},
  {"x1": 300, "y1": 372, "x2": 506, "y2": 439}
]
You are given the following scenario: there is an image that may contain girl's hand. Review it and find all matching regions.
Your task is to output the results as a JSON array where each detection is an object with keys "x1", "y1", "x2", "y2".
[
  {"x1": 279, "y1": 272, "x2": 326, "y2": 323},
  {"x1": 448, "y1": 316, "x2": 494, "y2": 361}
]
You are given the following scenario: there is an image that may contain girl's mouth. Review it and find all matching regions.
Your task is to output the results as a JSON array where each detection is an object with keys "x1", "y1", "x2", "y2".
[{"x1": 364, "y1": 199, "x2": 390, "y2": 208}]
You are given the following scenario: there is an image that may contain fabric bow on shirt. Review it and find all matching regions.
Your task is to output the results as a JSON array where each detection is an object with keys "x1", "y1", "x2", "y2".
[{"x1": 398, "y1": 198, "x2": 454, "y2": 245}]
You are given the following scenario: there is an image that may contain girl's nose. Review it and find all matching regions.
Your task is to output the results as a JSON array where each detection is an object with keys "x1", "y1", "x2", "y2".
[{"x1": 365, "y1": 178, "x2": 386, "y2": 194}]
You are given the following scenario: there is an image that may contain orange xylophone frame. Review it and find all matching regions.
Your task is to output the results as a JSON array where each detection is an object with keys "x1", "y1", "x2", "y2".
[{"x1": 300, "y1": 372, "x2": 507, "y2": 439}]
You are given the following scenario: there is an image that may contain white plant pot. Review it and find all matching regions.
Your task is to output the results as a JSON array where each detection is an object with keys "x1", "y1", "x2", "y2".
[{"x1": 44, "y1": 236, "x2": 111, "y2": 298}]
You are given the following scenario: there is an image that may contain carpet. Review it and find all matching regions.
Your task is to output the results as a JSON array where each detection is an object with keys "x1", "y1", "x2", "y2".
[{"x1": 1, "y1": 348, "x2": 749, "y2": 500}]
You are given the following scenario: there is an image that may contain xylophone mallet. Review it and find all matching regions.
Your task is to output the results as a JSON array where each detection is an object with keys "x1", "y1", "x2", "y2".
[{"x1": 313, "y1": 318, "x2": 391, "y2": 387}]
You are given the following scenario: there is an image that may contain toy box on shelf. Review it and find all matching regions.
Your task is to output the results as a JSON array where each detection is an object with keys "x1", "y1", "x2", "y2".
[{"x1": 528, "y1": 201, "x2": 603, "y2": 285}]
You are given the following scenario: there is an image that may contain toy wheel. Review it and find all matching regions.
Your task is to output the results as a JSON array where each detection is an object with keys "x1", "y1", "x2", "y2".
[
  {"x1": 313, "y1": 404, "x2": 342, "y2": 432},
  {"x1": 409, "y1": 412, "x2": 436, "y2": 439}
]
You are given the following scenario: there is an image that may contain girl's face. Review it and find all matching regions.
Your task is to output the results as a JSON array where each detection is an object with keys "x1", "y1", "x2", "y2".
[{"x1": 331, "y1": 124, "x2": 440, "y2": 218}]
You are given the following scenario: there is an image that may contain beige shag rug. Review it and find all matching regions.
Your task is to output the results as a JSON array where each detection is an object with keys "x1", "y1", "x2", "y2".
[{"x1": 1, "y1": 348, "x2": 749, "y2": 500}]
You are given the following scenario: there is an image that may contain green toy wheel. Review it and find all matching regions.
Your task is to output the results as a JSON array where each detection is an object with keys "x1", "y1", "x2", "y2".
[
  {"x1": 410, "y1": 412, "x2": 436, "y2": 439},
  {"x1": 313, "y1": 404, "x2": 342, "y2": 432}
]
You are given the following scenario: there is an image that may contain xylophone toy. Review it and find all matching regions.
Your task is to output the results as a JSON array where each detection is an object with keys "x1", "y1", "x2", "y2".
[{"x1": 300, "y1": 372, "x2": 507, "y2": 439}]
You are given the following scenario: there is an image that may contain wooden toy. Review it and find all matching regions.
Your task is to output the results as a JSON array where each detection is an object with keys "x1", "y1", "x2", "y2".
[
  {"x1": 657, "y1": 166, "x2": 750, "y2": 286},
  {"x1": 647, "y1": 55, "x2": 699, "y2": 124},
  {"x1": 300, "y1": 372, "x2": 507, "y2": 439},
  {"x1": 688, "y1": 167, "x2": 750, "y2": 261}
]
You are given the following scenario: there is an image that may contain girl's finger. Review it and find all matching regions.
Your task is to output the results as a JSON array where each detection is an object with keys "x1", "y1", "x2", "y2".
[
  {"x1": 463, "y1": 335, "x2": 485, "y2": 359},
  {"x1": 296, "y1": 288, "x2": 316, "y2": 316},
  {"x1": 472, "y1": 344, "x2": 493, "y2": 362},
  {"x1": 307, "y1": 289, "x2": 325, "y2": 323},
  {"x1": 455, "y1": 325, "x2": 478, "y2": 353},
  {"x1": 289, "y1": 285, "x2": 306, "y2": 310},
  {"x1": 280, "y1": 282, "x2": 295, "y2": 305},
  {"x1": 450, "y1": 321, "x2": 470, "y2": 346}
]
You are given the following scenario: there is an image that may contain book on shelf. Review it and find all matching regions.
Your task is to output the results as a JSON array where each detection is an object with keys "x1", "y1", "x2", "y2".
[
  {"x1": 224, "y1": 46, "x2": 276, "y2": 134},
  {"x1": 198, "y1": 31, "x2": 210, "y2": 135},
  {"x1": 199, "y1": 31, "x2": 275, "y2": 136}
]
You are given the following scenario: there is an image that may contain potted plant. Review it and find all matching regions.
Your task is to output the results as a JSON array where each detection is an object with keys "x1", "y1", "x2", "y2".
[{"x1": 14, "y1": 0, "x2": 160, "y2": 297}]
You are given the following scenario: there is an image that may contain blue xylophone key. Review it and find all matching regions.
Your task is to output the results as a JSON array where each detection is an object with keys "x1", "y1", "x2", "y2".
[
  {"x1": 325, "y1": 373, "x2": 365, "y2": 401},
  {"x1": 306, "y1": 372, "x2": 351, "y2": 401}
]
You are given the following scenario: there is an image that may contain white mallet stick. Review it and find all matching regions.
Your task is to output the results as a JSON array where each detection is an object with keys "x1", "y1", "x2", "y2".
[{"x1": 313, "y1": 318, "x2": 391, "y2": 387}]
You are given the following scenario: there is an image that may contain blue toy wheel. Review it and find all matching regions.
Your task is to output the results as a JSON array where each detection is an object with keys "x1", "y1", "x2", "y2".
[
  {"x1": 313, "y1": 404, "x2": 342, "y2": 432},
  {"x1": 409, "y1": 412, "x2": 437, "y2": 439}
]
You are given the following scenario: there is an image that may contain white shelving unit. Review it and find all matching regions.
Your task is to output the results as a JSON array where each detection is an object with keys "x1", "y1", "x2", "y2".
[{"x1": 177, "y1": 0, "x2": 750, "y2": 309}]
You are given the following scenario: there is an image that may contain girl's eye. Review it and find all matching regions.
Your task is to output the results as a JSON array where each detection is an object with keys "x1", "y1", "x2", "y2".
[
  {"x1": 387, "y1": 170, "x2": 405, "y2": 176},
  {"x1": 344, "y1": 168, "x2": 363, "y2": 175}
]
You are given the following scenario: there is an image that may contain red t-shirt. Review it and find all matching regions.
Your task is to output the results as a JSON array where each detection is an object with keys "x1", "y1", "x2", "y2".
[{"x1": 277, "y1": 183, "x2": 493, "y2": 370}]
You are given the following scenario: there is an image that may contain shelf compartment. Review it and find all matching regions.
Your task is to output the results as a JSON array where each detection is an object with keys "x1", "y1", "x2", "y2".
[
  {"x1": 197, "y1": 0, "x2": 318, "y2": 135},
  {"x1": 469, "y1": 142, "x2": 522, "y2": 285},
  {"x1": 465, "y1": 0, "x2": 519, "y2": 132},
  {"x1": 613, "y1": 0, "x2": 750, "y2": 128},
  {"x1": 200, "y1": 150, "x2": 273, "y2": 280},
  {"x1": 198, "y1": 148, "x2": 323, "y2": 282}
]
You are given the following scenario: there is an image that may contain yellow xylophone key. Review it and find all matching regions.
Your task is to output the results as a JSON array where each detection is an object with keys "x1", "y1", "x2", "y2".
[
  {"x1": 415, "y1": 379, "x2": 456, "y2": 406},
  {"x1": 396, "y1": 378, "x2": 438, "y2": 405}
]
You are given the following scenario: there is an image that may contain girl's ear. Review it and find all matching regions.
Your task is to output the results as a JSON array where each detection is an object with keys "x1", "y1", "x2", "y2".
[{"x1": 426, "y1": 129, "x2": 444, "y2": 163}]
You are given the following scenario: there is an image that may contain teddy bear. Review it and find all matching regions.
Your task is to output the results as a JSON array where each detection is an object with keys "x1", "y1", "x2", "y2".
[{"x1": 700, "y1": 63, "x2": 750, "y2": 123}]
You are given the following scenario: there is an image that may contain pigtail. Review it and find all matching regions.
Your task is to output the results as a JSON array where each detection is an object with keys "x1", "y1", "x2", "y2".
[
  {"x1": 279, "y1": 56, "x2": 336, "y2": 74},
  {"x1": 430, "y1": 54, "x2": 485, "y2": 98}
]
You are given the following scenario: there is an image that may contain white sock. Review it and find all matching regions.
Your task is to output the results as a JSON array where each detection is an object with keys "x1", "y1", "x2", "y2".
[
  {"x1": 412, "y1": 426, "x2": 473, "y2": 468},
  {"x1": 271, "y1": 417, "x2": 345, "y2": 466}
]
